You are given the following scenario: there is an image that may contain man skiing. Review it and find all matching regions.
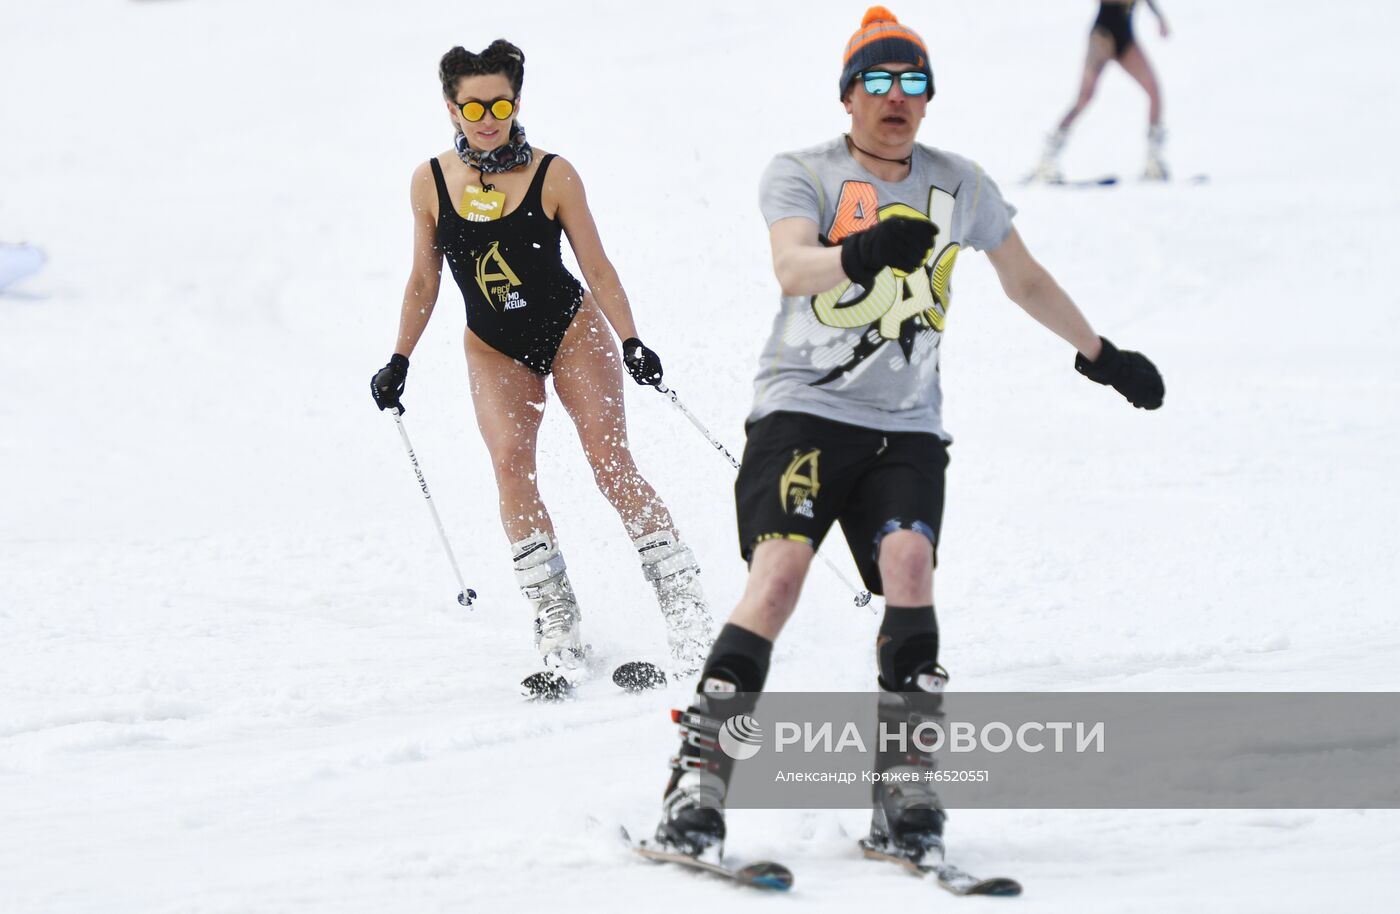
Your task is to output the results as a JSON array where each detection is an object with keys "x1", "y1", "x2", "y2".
[{"x1": 651, "y1": 5, "x2": 1164, "y2": 864}]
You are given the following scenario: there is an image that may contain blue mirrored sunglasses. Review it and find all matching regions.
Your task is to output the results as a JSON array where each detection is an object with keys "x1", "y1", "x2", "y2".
[{"x1": 861, "y1": 70, "x2": 931, "y2": 97}]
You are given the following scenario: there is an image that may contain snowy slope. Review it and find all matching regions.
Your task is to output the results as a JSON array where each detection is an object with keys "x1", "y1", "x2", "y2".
[{"x1": 2, "y1": 1, "x2": 1398, "y2": 911}]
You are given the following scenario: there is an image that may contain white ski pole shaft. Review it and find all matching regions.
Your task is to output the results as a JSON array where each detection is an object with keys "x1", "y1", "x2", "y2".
[
  {"x1": 656, "y1": 383, "x2": 742, "y2": 471},
  {"x1": 654, "y1": 385, "x2": 873, "y2": 609},
  {"x1": 392, "y1": 410, "x2": 476, "y2": 607}
]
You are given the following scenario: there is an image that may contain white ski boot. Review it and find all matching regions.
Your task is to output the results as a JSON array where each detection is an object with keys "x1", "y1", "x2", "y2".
[
  {"x1": 634, "y1": 530, "x2": 713, "y2": 674},
  {"x1": 1144, "y1": 124, "x2": 1170, "y2": 181},
  {"x1": 512, "y1": 532, "x2": 587, "y2": 689},
  {"x1": 1026, "y1": 128, "x2": 1067, "y2": 184}
]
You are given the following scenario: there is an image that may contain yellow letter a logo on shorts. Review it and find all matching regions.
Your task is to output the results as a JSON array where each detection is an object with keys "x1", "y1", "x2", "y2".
[{"x1": 780, "y1": 449, "x2": 821, "y2": 517}]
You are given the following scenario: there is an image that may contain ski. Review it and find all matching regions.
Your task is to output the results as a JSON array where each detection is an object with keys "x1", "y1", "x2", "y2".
[
  {"x1": 612, "y1": 660, "x2": 667, "y2": 692},
  {"x1": 622, "y1": 827, "x2": 793, "y2": 891},
  {"x1": 860, "y1": 840, "x2": 1022, "y2": 897},
  {"x1": 1060, "y1": 174, "x2": 1118, "y2": 187},
  {"x1": 520, "y1": 670, "x2": 572, "y2": 699},
  {"x1": 1020, "y1": 172, "x2": 1118, "y2": 188},
  {"x1": 1047, "y1": 175, "x2": 1118, "y2": 188},
  {"x1": 0, "y1": 242, "x2": 47, "y2": 293},
  {"x1": 522, "y1": 661, "x2": 668, "y2": 699}
]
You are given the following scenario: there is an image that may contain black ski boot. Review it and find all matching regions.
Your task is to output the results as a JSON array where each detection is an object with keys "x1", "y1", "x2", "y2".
[
  {"x1": 863, "y1": 661, "x2": 950, "y2": 863},
  {"x1": 653, "y1": 624, "x2": 772, "y2": 860},
  {"x1": 866, "y1": 784, "x2": 947, "y2": 862},
  {"x1": 655, "y1": 706, "x2": 729, "y2": 859}
]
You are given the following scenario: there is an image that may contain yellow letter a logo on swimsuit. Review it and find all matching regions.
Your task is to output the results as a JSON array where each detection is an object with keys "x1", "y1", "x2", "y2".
[
  {"x1": 475, "y1": 241, "x2": 522, "y2": 309},
  {"x1": 780, "y1": 449, "x2": 821, "y2": 518}
]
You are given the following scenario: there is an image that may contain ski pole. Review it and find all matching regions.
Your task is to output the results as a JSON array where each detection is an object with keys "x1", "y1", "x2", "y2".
[
  {"x1": 390, "y1": 408, "x2": 476, "y2": 607},
  {"x1": 653, "y1": 384, "x2": 873, "y2": 609}
]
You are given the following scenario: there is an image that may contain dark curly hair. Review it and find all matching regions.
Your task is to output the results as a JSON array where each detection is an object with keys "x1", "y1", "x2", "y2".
[{"x1": 439, "y1": 40, "x2": 525, "y2": 100}]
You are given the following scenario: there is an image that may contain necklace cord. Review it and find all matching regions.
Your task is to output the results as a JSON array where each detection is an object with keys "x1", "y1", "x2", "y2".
[{"x1": 845, "y1": 134, "x2": 912, "y2": 167}]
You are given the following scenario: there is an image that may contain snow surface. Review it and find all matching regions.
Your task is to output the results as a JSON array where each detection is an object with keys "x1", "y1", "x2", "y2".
[{"x1": 3, "y1": 0, "x2": 1399, "y2": 911}]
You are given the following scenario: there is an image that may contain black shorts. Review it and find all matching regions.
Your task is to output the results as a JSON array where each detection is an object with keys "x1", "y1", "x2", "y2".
[
  {"x1": 734, "y1": 411, "x2": 950, "y2": 596},
  {"x1": 1093, "y1": 2, "x2": 1136, "y2": 58}
]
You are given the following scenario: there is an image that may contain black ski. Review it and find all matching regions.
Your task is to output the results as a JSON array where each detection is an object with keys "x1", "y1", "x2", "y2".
[
  {"x1": 859, "y1": 840, "x2": 1022, "y2": 897},
  {"x1": 1050, "y1": 174, "x2": 1119, "y2": 188},
  {"x1": 622, "y1": 827, "x2": 793, "y2": 891},
  {"x1": 522, "y1": 661, "x2": 669, "y2": 699},
  {"x1": 520, "y1": 670, "x2": 572, "y2": 699},
  {"x1": 1020, "y1": 173, "x2": 1118, "y2": 188},
  {"x1": 612, "y1": 660, "x2": 667, "y2": 692}
]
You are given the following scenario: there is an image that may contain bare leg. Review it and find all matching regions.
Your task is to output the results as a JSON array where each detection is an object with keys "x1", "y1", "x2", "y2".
[
  {"x1": 1117, "y1": 43, "x2": 1163, "y2": 126},
  {"x1": 876, "y1": 530, "x2": 934, "y2": 606},
  {"x1": 552, "y1": 296, "x2": 675, "y2": 539},
  {"x1": 727, "y1": 539, "x2": 816, "y2": 641},
  {"x1": 1058, "y1": 31, "x2": 1115, "y2": 132},
  {"x1": 728, "y1": 531, "x2": 931, "y2": 640},
  {"x1": 464, "y1": 328, "x2": 552, "y2": 542}
]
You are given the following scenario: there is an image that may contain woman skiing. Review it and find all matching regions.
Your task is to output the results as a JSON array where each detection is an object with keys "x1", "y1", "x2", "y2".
[
  {"x1": 1030, "y1": 0, "x2": 1171, "y2": 182},
  {"x1": 370, "y1": 40, "x2": 711, "y2": 694}
]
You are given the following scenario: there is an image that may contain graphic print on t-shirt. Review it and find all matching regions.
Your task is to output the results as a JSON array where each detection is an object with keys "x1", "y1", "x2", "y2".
[{"x1": 810, "y1": 182, "x2": 958, "y2": 387}]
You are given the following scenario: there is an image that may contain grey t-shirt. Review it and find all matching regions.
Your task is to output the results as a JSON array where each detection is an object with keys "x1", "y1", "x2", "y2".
[{"x1": 751, "y1": 136, "x2": 1016, "y2": 438}]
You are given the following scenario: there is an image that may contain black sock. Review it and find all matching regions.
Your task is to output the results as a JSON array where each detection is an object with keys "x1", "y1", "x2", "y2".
[
  {"x1": 698, "y1": 622, "x2": 773, "y2": 694},
  {"x1": 877, "y1": 604, "x2": 938, "y2": 690},
  {"x1": 666, "y1": 623, "x2": 774, "y2": 799}
]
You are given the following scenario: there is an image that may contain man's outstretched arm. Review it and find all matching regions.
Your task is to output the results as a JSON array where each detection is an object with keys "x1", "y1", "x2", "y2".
[
  {"x1": 986, "y1": 226, "x2": 1164, "y2": 409},
  {"x1": 986, "y1": 226, "x2": 1102, "y2": 359}
]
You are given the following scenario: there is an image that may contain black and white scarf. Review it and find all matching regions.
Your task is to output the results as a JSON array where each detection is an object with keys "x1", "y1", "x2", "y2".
[{"x1": 454, "y1": 121, "x2": 533, "y2": 174}]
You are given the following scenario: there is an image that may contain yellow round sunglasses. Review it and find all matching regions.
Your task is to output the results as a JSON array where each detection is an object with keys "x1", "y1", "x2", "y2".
[{"x1": 455, "y1": 96, "x2": 517, "y2": 123}]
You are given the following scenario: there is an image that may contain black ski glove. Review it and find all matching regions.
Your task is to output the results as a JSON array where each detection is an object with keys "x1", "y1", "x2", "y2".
[
  {"x1": 839, "y1": 217, "x2": 938, "y2": 288},
  {"x1": 1075, "y1": 337, "x2": 1164, "y2": 410},
  {"x1": 370, "y1": 353, "x2": 410, "y2": 412},
  {"x1": 621, "y1": 338, "x2": 664, "y2": 386}
]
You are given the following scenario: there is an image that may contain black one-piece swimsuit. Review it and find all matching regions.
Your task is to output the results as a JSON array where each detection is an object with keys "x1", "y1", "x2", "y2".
[
  {"x1": 431, "y1": 153, "x2": 584, "y2": 376},
  {"x1": 1093, "y1": 1, "x2": 1137, "y2": 59}
]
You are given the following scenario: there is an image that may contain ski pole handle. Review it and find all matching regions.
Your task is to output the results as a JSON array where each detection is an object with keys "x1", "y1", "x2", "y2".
[
  {"x1": 391, "y1": 409, "x2": 476, "y2": 608},
  {"x1": 652, "y1": 385, "x2": 873, "y2": 609}
]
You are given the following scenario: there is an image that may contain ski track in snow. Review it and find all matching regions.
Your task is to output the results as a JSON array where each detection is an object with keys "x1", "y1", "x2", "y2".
[{"x1": 3, "y1": 1, "x2": 1399, "y2": 911}]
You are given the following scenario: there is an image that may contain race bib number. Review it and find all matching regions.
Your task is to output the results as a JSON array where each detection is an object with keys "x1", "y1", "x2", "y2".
[{"x1": 460, "y1": 185, "x2": 506, "y2": 222}]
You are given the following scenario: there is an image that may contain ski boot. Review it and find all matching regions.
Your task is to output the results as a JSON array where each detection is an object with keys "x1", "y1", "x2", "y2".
[
  {"x1": 1025, "y1": 128, "x2": 1067, "y2": 184},
  {"x1": 513, "y1": 532, "x2": 587, "y2": 697},
  {"x1": 657, "y1": 767, "x2": 728, "y2": 861},
  {"x1": 654, "y1": 679, "x2": 744, "y2": 859},
  {"x1": 1144, "y1": 124, "x2": 1170, "y2": 181},
  {"x1": 866, "y1": 782, "x2": 947, "y2": 863},
  {"x1": 634, "y1": 530, "x2": 713, "y2": 675},
  {"x1": 862, "y1": 662, "x2": 950, "y2": 863}
]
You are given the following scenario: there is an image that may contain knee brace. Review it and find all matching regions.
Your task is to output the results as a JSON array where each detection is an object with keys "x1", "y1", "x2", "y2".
[
  {"x1": 876, "y1": 604, "x2": 941, "y2": 692},
  {"x1": 872, "y1": 517, "x2": 936, "y2": 558},
  {"x1": 872, "y1": 518, "x2": 937, "y2": 552}
]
